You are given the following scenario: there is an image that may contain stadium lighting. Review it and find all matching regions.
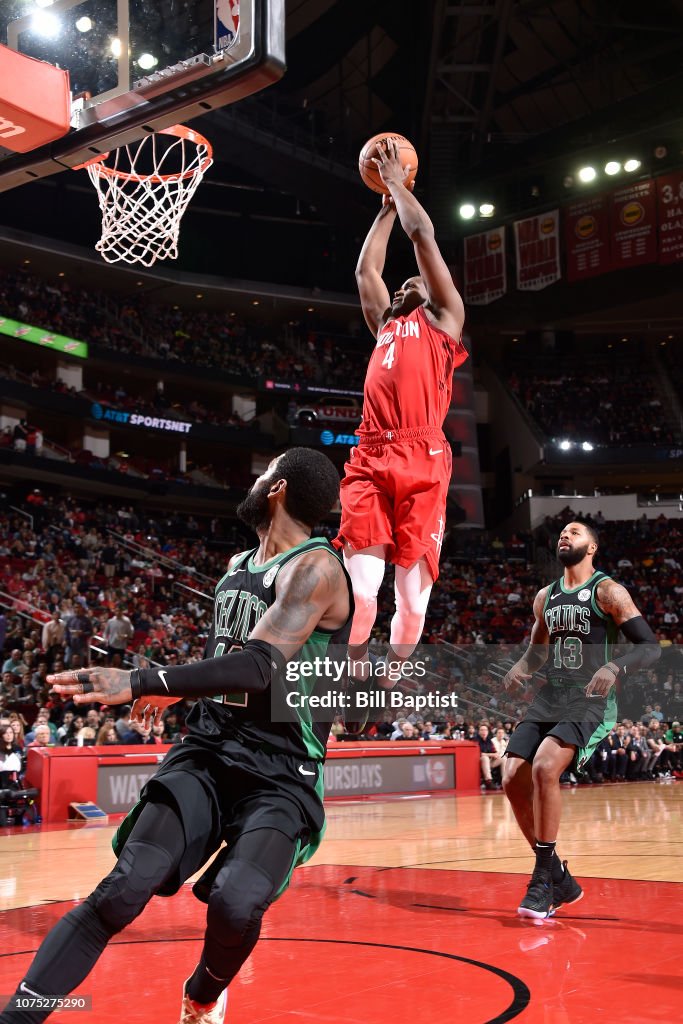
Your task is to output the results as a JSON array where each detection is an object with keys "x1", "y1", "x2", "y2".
[
  {"x1": 559, "y1": 440, "x2": 572, "y2": 451},
  {"x1": 459, "y1": 203, "x2": 476, "y2": 219},
  {"x1": 581, "y1": 442, "x2": 594, "y2": 452},
  {"x1": 578, "y1": 166, "x2": 597, "y2": 183},
  {"x1": 137, "y1": 53, "x2": 158, "y2": 70},
  {"x1": 75, "y1": 16, "x2": 92, "y2": 32},
  {"x1": 32, "y1": 11, "x2": 61, "y2": 37},
  {"x1": 604, "y1": 161, "x2": 621, "y2": 175},
  {"x1": 479, "y1": 202, "x2": 495, "y2": 217},
  {"x1": 110, "y1": 37, "x2": 122, "y2": 57},
  {"x1": 624, "y1": 158, "x2": 641, "y2": 173}
]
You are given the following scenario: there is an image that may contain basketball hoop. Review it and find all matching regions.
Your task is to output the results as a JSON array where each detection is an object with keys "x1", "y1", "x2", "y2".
[{"x1": 76, "y1": 125, "x2": 213, "y2": 266}]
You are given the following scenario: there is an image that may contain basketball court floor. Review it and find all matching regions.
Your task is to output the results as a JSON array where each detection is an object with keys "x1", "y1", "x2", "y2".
[{"x1": 1, "y1": 783, "x2": 680, "y2": 1023}]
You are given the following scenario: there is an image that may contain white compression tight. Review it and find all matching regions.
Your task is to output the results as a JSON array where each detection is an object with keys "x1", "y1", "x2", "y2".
[
  {"x1": 343, "y1": 545, "x2": 433, "y2": 659},
  {"x1": 390, "y1": 558, "x2": 434, "y2": 658}
]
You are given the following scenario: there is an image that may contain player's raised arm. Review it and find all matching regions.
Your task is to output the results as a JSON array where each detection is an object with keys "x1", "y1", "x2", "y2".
[
  {"x1": 376, "y1": 138, "x2": 464, "y2": 340},
  {"x1": 503, "y1": 587, "x2": 550, "y2": 690},
  {"x1": 355, "y1": 202, "x2": 396, "y2": 338}
]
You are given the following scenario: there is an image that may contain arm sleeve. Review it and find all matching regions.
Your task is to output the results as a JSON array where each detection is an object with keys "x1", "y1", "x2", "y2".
[
  {"x1": 610, "y1": 616, "x2": 661, "y2": 677},
  {"x1": 131, "y1": 640, "x2": 287, "y2": 700}
]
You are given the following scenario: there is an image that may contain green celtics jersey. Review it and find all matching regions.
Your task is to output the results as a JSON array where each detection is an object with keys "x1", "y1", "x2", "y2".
[
  {"x1": 187, "y1": 537, "x2": 353, "y2": 761},
  {"x1": 543, "y1": 570, "x2": 619, "y2": 687}
]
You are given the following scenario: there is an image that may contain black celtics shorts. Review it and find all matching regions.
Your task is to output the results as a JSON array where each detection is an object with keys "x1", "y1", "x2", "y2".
[
  {"x1": 113, "y1": 732, "x2": 325, "y2": 898},
  {"x1": 506, "y1": 682, "x2": 618, "y2": 770}
]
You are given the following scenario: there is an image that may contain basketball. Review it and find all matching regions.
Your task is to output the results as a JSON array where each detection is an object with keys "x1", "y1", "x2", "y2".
[{"x1": 358, "y1": 132, "x2": 418, "y2": 194}]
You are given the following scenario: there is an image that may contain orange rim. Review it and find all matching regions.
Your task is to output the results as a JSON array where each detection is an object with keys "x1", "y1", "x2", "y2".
[{"x1": 73, "y1": 125, "x2": 213, "y2": 183}]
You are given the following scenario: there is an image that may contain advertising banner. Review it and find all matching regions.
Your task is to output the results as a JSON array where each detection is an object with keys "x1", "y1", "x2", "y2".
[
  {"x1": 323, "y1": 754, "x2": 454, "y2": 796},
  {"x1": 0, "y1": 315, "x2": 88, "y2": 358}
]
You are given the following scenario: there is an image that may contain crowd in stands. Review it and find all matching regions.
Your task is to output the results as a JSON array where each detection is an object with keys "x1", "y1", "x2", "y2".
[
  {"x1": 0, "y1": 362, "x2": 249, "y2": 432},
  {"x1": 506, "y1": 339, "x2": 679, "y2": 445},
  {"x1": 0, "y1": 268, "x2": 366, "y2": 390},
  {"x1": 1, "y1": 487, "x2": 681, "y2": 814},
  {"x1": 4, "y1": 269, "x2": 681, "y2": 455}
]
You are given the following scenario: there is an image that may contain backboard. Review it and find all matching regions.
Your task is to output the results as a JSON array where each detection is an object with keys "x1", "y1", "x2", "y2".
[{"x1": 0, "y1": 0, "x2": 284, "y2": 192}]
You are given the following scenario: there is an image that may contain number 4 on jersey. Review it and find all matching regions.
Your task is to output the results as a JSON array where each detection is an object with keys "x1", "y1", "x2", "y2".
[{"x1": 381, "y1": 341, "x2": 396, "y2": 369}]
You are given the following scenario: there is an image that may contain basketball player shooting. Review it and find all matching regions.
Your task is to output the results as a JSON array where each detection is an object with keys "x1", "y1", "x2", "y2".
[
  {"x1": 335, "y1": 138, "x2": 467, "y2": 676},
  {"x1": 502, "y1": 520, "x2": 660, "y2": 919}
]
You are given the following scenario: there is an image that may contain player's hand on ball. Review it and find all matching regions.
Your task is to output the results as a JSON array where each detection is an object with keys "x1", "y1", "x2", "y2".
[
  {"x1": 373, "y1": 138, "x2": 413, "y2": 190},
  {"x1": 131, "y1": 695, "x2": 180, "y2": 729},
  {"x1": 585, "y1": 665, "x2": 617, "y2": 698},
  {"x1": 503, "y1": 664, "x2": 532, "y2": 691},
  {"x1": 49, "y1": 667, "x2": 133, "y2": 705}
]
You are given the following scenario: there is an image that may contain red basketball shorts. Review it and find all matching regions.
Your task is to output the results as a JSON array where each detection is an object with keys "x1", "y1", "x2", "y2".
[{"x1": 334, "y1": 428, "x2": 451, "y2": 581}]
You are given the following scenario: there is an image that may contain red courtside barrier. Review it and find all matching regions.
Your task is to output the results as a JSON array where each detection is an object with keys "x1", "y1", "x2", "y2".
[{"x1": 25, "y1": 741, "x2": 481, "y2": 823}]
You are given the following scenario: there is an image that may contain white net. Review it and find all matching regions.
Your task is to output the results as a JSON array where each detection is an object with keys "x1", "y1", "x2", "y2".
[{"x1": 82, "y1": 126, "x2": 213, "y2": 266}]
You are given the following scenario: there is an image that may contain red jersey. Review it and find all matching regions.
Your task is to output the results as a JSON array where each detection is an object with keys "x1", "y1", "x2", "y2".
[{"x1": 359, "y1": 305, "x2": 467, "y2": 434}]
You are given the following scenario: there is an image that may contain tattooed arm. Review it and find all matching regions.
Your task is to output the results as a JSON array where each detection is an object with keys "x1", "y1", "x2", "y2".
[
  {"x1": 49, "y1": 550, "x2": 350, "y2": 704},
  {"x1": 503, "y1": 587, "x2": 550, "y2": 691},
  {"x1": 585, "y1": 579, "x2": 660, "y2": 696}
]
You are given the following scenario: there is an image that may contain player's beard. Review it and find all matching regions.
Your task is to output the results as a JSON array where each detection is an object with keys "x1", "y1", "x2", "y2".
[
  {"x1": 236, "y1": 477, "x2": 273, "y2": 531},
  {"x1": 557, "y1": 541, "x2": 590, "y2": 566}
]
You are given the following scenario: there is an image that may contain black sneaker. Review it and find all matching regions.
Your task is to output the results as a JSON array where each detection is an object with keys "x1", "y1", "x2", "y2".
[
  {"x1": 552, "y1": 861, "x2": 583, "y2": 912},
  {"x1": 517, "y1": 866, "x2": 553, "y2": 919}
]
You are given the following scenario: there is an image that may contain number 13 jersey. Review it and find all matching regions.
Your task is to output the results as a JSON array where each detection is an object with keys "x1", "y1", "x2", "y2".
[{"x1": 543, "y1": 570, "x2": 620, "y2": 687}]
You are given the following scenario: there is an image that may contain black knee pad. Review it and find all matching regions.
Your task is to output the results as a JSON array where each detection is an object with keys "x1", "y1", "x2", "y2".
[
  {"x1": 89, "y1": 839, "x2": 176, "y2": 934},
  {"x1": 207, "y1": 859, "x2": 277, "y2": 947}
]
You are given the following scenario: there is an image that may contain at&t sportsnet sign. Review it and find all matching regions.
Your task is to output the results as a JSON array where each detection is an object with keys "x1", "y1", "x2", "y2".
[
  {"x1": 91, "y1": 403, "x2": 193, "y2": 435},
  {"x1": 320, "y1": 430, "x2": 360, "y2": 447}
]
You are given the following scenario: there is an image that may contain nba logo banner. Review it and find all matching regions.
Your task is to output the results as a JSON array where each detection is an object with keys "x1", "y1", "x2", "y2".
[
  {"x1": 215, "y1": 0, "x2": 240, "y2": 50},
  {"x1": 463, "y1": 227, "x2": 506, "y2": 304},
  {"x1": 513, "y1": 210, "x2": 561, "y2": 291}
]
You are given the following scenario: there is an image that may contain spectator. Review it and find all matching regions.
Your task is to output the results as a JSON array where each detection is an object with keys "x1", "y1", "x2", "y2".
[
  {"x1": 65, "y1": 607, "x2": 93, "y2": 667},
  {"x1": 2, "y1": 650, "x2": 24, "y2": 677},
  {"x1": 26, "y1": 724, "x2": 54, "y2": 747},
  {"x1": 114, "y1": 706, "x2": 137, "y2": 743},
  {"x1": 41, "y1": 610, "x2": 66, "y2": 665},
  {"x1": 104, "y1": 606, "x2": 134, "y2": 662},
  {"x1": 477, "y1": 723, "x2": 501, "y2": 790},
  {"x1": 395, "y1": 722, "x2": 417, "y2": 740},
  {"x1": 96, "y1": 724, "x2": 120, "y2": 745},
  {"x1": 0, "y1": 724, "x2": 22, "y2": 774},
  {"x1": 62, "y1": 715, "x2": 86, "y2": 746},
  {"x1": 56, "y1": 712, "x2": 75, "y2": 743}
]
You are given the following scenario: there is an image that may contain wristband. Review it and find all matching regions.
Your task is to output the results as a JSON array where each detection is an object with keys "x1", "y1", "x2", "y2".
[
  {"x1": 604, "y1": 662, "x2": 619, "y2": 677},
  {"x1": 130, "y1": 668, "x2": 142, "y2": 700}
]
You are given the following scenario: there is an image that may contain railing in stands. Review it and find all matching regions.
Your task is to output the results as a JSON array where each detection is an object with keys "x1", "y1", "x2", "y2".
[
  {"x1": 9, "y1": 505, "x2": 33, "y2": 530},
  {"x1": 173, "y1": 581, "x2": 213, "y2": 604},
  {"x1": 106, "y1": 529, "x2": 215, "y2": 587},
  {"x1": 41, "y1": 437, "x2": 73, "y2": 462},
  {"x1": 0, "y1": 589, "x2": 45, "y2": 627}
]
